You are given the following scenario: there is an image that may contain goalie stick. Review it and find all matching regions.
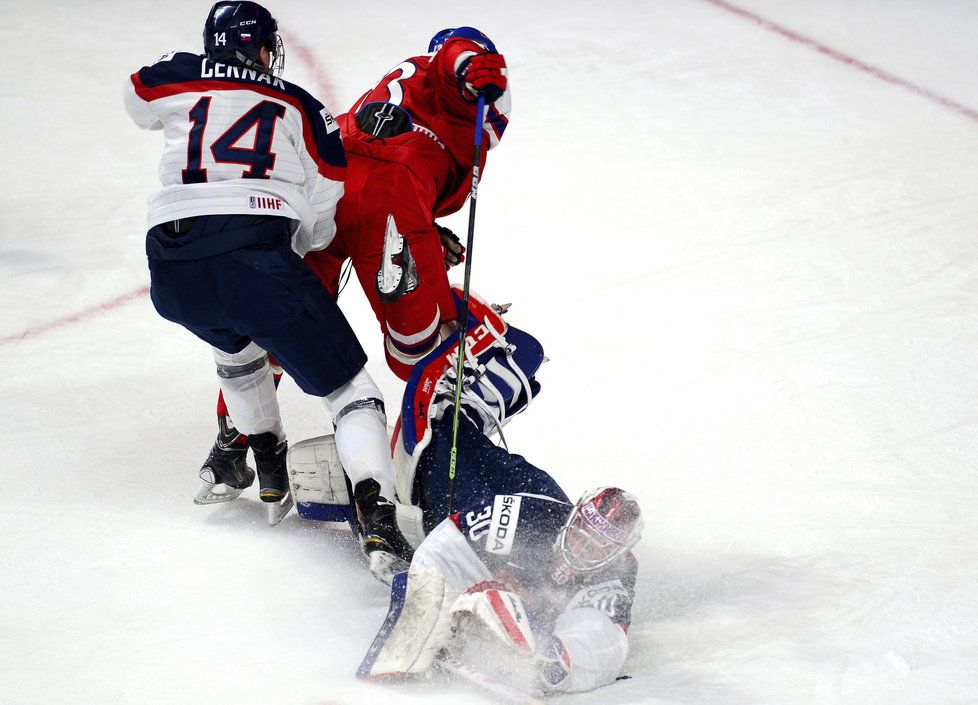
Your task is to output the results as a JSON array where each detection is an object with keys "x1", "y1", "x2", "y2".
[{"x1": 435, "y1": 653, "x2": 546, "y2": 705}]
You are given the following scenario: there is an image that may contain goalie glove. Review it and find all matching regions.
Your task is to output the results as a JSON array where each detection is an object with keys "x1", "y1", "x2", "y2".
[{"x1": 448, "y1": 585, "x2": 572, "y2": 694}]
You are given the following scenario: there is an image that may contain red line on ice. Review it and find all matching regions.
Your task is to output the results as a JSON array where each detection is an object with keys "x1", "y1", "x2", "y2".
[
  {"x1": 0, "y1": 285, "x2": 151, "y2": 347},
  {"x1": 0, "y1": 28, "x2": 333, "y2": 346},
  {"x1": 281, "y1": 29, "x2": 339, "y2": 110},
  {"x1": 704, "y1": 0, "x2": 978, "y2": 124}
]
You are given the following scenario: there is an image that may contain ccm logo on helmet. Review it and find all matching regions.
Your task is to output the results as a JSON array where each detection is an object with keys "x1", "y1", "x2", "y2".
[{"x1": 486, "y1": 495, "x2": 521, "y2": 555}]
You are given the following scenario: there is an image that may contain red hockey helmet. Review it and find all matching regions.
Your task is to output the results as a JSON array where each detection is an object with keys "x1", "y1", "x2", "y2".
[{"x1": 557, "y1": 487, "x2": 643, "y2": 571}]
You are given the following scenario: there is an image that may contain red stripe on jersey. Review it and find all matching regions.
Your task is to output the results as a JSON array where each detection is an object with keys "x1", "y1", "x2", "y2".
[
  {"x1": 129, "y1": 74, "x2": 345, "y2": 182},
  {"x1": 486, "y1": 590, "x2": 530, "y2": 650},
  {"x1": 390, "y1": 415, "x2": 401, "y2": 455}
]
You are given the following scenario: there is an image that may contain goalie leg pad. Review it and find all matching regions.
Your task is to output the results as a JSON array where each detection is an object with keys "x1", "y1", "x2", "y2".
[
  {"x1": 357, "y1": 567, "x2": 461, "y2": 679},
  {"x1": 286, "y1": 434, "x2": 357, "y2": 529},
  {"x1": 287, "y1": 435, "x2": 426, "y2": 548},
  {"x1": 393, "y1": 292, "x2": 546, "y2": 507}
]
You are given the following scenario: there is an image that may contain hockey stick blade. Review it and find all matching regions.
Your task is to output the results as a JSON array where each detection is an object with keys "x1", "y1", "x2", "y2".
[{"x1": 435, "y1": 654, "x2": 545, "y2": 705}]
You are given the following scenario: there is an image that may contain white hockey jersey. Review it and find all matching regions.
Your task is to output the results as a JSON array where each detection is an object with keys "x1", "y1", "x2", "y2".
[{"x1": 124, "y1": 52, "x2": 345, "y2": 256}]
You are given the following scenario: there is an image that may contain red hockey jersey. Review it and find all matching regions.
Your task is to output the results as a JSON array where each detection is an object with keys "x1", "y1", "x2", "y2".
[
  {"x1": 340, "y1": 36, "x2": 510, "y2": 218},
  {"x1": 306, "y1": 37, "x2": 511, "y2": 379}
]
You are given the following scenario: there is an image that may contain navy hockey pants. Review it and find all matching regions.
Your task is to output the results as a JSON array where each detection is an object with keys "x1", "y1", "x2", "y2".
[
  {"x1": 146, "y1": 215, "x2": 367, "y2": 397},
  {"x1": 414, "y1": 407, "x2": 570, "y2": 532}
]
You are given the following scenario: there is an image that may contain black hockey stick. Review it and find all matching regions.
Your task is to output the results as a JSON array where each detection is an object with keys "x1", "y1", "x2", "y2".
[{"x1": 446, "y1": 94, "x2": 487, "y2": 517}]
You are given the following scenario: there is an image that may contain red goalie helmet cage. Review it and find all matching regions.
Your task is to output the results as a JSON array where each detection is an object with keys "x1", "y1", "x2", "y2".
[{"x1": 557, "y1": 487, "x2": 643, "y2": 572}]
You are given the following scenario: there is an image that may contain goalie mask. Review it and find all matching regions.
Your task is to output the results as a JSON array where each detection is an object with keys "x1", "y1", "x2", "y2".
[{"x1": 556, "y1": 487, "x2": 643, "y2": 572}]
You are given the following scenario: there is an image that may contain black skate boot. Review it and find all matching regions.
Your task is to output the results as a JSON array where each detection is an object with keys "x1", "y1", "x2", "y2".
[
  {"x1": 248, "y1": 432, "x2": 294, "y2": 526},
  {"x1": 194, "y1": 415, "x2": 256, "y2": 505},
  {"x1": 354, "y1": 478, "x2": 415, "y2": 583}
]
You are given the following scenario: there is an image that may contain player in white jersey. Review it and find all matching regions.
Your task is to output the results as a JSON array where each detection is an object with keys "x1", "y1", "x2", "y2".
[{"x1": 123, "y1": 2, "x2": 413, "y2": 571}]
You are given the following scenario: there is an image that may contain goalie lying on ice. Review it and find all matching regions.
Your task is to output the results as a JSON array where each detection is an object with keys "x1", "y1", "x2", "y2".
[{"x1": 352, "y1": 293, "x2": 644, "y2": 695}]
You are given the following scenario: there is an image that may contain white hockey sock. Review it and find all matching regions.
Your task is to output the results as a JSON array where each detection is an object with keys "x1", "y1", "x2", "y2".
[
  {"x1": 323, "y1": 368, "x2": 395, "y2": 499},
  {"x1": 212, "y1": 342, "x2": 284, "y2": 439},
  {"x1": 333, "y1": 406, "x2": 395, "y2": 499}
]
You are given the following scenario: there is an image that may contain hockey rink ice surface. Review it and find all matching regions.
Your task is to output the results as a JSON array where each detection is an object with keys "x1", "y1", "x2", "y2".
[{"x1": 3, "y1": 1, "x2": 978, "y2": 703}]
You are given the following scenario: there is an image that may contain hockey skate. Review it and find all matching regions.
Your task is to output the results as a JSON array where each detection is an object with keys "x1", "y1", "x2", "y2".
[
  {"x1": 194, "y1": 415, "x2": 256, "y2": 505},
  {"x1": 248, "y1": 432, "x2": 294, "y2": 526},
  {"x1": 354, "y1": 478, "x2": 415, "y2": 583},
  {"x1": 376, "y1": 214, "x2": 419, "y2": 304}
]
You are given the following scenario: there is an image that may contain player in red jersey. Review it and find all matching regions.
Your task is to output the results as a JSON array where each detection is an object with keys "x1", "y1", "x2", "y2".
[
  {"x1": 199, "y1": 28, "x2": 509, "y2": 543},
  {"x1": 305, "y1": 25, "x2": 511, "y2": 380}
]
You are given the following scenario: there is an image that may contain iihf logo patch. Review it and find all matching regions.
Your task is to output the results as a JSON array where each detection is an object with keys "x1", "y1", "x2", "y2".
[{"x1": 248, "y1": 195, "x2": 283, "y2": 210}]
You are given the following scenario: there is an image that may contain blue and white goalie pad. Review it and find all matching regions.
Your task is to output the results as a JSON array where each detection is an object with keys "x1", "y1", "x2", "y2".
[{"x1": 392, "y1": 289, "x2": 547, "y2": 506}]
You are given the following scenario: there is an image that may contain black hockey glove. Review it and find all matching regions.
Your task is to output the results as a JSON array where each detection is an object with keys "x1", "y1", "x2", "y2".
[{"x1": 436, "y1": 223, "x2": 465, "y2": 269}]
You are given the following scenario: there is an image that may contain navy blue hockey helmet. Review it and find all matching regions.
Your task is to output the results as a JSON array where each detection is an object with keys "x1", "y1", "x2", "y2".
[
  {"x1": 204, "y1": 1, "x2": 285, "y2": 76},
  {"x1": 427, "y1": 26, "x2": 497, "y2": 54}
]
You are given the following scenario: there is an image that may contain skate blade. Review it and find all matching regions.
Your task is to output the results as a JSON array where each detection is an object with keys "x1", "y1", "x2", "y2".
[
  {"x1": 368, "y1": 550, "x2": 410, "y2": 585},
  {"x1": 265, "y1": 491, "x2": 295, "y2": 526},
  {"x1": 377, "y1": 215, "x2": 406, "y2": 294},
  {"x1": 194, "y1": 482, "x2": 247, "y2": 505}
]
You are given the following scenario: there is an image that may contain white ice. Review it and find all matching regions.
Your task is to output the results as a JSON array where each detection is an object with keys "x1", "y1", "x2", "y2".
[{"x1": 2, "y1": 1, "x2": 978, "y2": 703}]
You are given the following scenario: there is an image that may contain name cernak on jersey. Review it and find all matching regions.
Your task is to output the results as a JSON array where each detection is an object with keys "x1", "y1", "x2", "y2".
[{"x1": 200, "y1": 58, "x2": 286, "y2": 89}]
